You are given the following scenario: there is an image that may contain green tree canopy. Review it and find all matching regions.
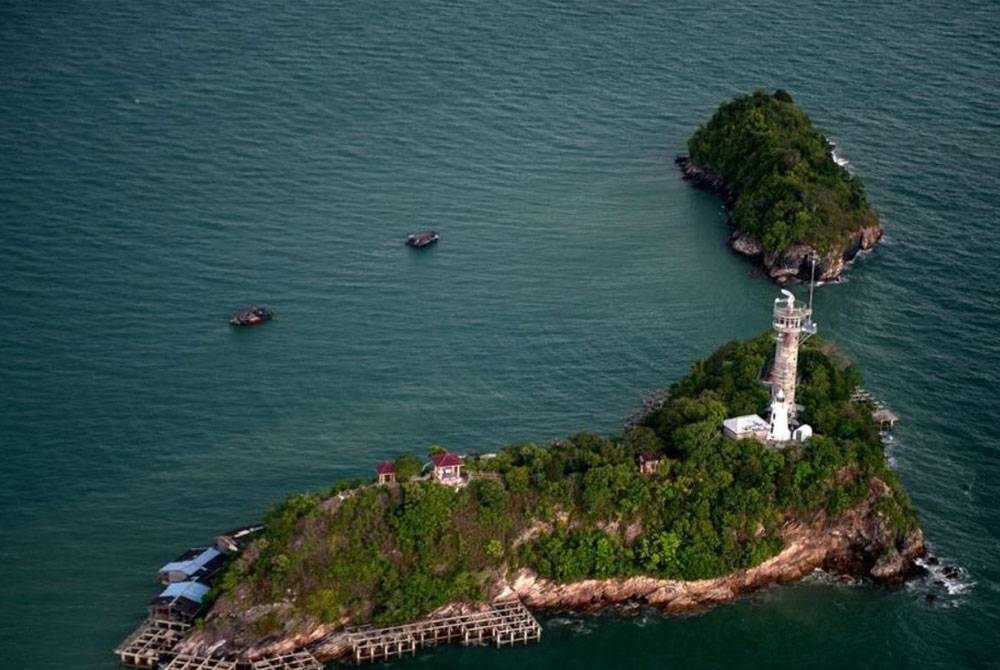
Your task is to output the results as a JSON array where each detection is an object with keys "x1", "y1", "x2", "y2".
[
  {"x1": 214, "y1": 334, "x2": 917, "y2": 632},
  {"x1": 688, "y1": 90, "x2": 878, "y2": 254}
]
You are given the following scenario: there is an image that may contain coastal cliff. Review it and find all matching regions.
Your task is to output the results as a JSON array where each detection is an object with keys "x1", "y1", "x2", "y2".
[
  {"x1": 168, "y1": 333, "x2": 922, "y2": 664},
  {"x1": 679, "y1": 90, "x2": 883, "y2": 283},
  {"x1": 504, "y1": 483, "x2": 925, "y2": 614},
  {"x1": 677, "y1": 155, "x2": 882, "y2": 283},
  {"x1": 177, "y1": 480, "x2": 924, "y2": 663}
]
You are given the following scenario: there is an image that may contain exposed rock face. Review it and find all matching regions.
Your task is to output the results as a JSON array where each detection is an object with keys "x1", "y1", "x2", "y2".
[
  {"x1": 675, "y1": 155, "x2": 737, "y2": 210},
  {"x1": 180, "y1": 482, "x2": 923, "y2": 663},
  {"x1": 176, "y1": 595, "x2": 494, "y2": 662},
  {"x1": 730, "y1": 232, "x2": 764, "y2": 257},
  {"x1": 500, "y1": 484, "x2": 924, "y2": 614},
  {"x1": 675, "y1": 155, "x2": 883, "y2": 283}
]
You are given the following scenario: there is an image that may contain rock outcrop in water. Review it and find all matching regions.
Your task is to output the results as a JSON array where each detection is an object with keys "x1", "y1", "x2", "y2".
[{"x1": 677, "y1": 155, "x2": 883, "y2": 284}]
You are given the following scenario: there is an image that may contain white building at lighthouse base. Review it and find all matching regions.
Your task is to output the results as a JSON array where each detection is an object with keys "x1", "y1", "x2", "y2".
[
  {"x1": 767, "y1": 389, "x2": 792, "y2": 442},
  {"x1": 720, "y1": 387, "x2": 813, "y2": 447},
  {"x1": 722, "y1": 414, "x2": 769, "y2": 441}
]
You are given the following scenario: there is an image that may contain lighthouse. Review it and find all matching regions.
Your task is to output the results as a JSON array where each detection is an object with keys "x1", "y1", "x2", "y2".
[
  {"x1": 767, "y1": 388, "x2": 792, "y2": 442},
  {"x1": 721, "y1": 282, "x2": 817, "y2": 447},
  {"x1": 769, "y1": 288, "x2": 816, "y2": 413}
]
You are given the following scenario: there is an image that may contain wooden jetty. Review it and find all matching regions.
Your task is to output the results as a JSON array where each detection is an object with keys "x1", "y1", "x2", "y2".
[
  {"x1": 115, "y1": 610, "x2": 324, "y2": 670},
  {"x1": 850, "y1": 387, "x2": 899, "y2": 431},
  {"x1": 248, "y1": 651, "x2": 324, "y2": 670},
  {"x1": 114, "y1": 618, "x2": 191, "y2": 668},
  {"x1": 118, "y1": 530, "x2": 540, "y2": 668},
  {"x1": 157, "y1": 652, "x2": 323, "y2": 670},
  {"x1": 161, "y1": 655, "x2": 239, "y2": 670},
  {"x1": 346, "y1": 599, "x2": 542, "y2": 664}
]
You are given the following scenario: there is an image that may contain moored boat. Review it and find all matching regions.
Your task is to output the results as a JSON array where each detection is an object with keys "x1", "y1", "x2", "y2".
[
  {"x1": 229, "y1": 305, "x2": 274, "y2": 327},
  {"x1": 405, "y1": 230, "x2": 439, "y2": 248}
]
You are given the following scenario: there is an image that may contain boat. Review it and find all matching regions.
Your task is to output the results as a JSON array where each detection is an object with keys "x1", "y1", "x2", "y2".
[
  {"x1": 229, "y1": 305, "x2": 274, "y2": 327},
  {"x1": 405, "y1": 230, "x2": 439, "y2": 248}
]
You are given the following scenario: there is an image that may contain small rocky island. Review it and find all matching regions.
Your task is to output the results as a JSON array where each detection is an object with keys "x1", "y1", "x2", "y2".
[
  {"x1": 677, "y1": 89, "x2": 882, "y2": 283},
  {"x1": 115, "y1": 290, "x2": 925, "y2": 668}
]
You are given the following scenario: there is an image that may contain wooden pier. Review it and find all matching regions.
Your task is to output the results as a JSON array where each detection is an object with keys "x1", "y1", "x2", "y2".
[
  {"x1": 114, "y1": 618, "x2": 191, "y2": 668},
  {"x1": 346, "y1": 599, "x2": 542, "y2": 664},
  {"x1": 161, "y1": 655, "x2": 238, "y2": 670},
  {"x1": 248, "y1": 652, "x2": 324, "y2": 670},
  {"x1": 118, "y1": 531, "x2": 541, "y2": 669},
  {"x1": 851, "y1": 387, "x2": 899, "y2": 431},
  {"x1": 115, "y1": 618, "x2": 323, "y2": 670},
  {"x1": 157, "y1": 652, "x2": 323, "y2": 670}
]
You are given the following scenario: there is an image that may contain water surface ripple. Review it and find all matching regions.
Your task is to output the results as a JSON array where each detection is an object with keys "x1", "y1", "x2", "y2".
[{"x1": 1, "y1": 1, "x2": 998, "y2": 667}]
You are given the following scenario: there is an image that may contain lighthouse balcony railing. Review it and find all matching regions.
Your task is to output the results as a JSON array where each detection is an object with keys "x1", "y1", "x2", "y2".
[
  {"x1": 773, "y1": 315, "x2": 807, "y2": 329},
  {"x1": 773, "y1": 304, "x2": 811, "y2": 318}
]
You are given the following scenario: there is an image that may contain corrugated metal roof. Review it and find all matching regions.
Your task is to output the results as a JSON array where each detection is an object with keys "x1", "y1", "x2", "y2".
[
  {"x1": 159, "y1": 548, "x2": 222, "y2": 577},
  {"x1": 192, "y1": 547, "x2": 221, "y2": 568},
  {"x1": 158, "y1": 581, "x2": 210, "y2": 603}
]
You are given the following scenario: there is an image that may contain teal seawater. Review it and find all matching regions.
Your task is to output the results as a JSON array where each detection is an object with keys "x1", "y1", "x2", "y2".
[{"x1": 2, "y1": 1, "x2": 998, "y2": 667}]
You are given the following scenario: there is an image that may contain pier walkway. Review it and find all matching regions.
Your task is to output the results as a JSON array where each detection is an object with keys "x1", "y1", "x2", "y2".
[
  {"x1": 114, "y1": 618, "x2": 191, "y2": 668},
  {"x1": 346, "y1": 599, "x2": 541, "y2": 664},
  {"x1": 161, "y1": 655, "x2": 237, "y2": 670},
  {"x1": 156, "y1": 651, "x2": 323, "y2": 670},
  {"x1": 247, "y1": 652, "x2": 325, "y2": 670},
  {"x1": 115, "y1": 618, "x2": 323, "y2": 670},
  {"x1": 851, "y1": 387, "x2": 899, "y2": 431}
]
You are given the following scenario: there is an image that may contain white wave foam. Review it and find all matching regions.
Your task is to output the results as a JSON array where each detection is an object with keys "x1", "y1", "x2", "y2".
[
  {"x1": 544, "y1": 616, "x2": 595, "y2": 635},
  {"x1": 914, "y1": 556, "x2": 974, "y2": 602},
  {"x1": 803, "y1": 568, "x2": 861, "y2": 586}
]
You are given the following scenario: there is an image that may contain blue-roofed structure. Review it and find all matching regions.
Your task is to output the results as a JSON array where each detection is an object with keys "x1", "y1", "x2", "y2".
[
  {"x1": 149, "y1": 580, "x2": 211, "y2": 622},
  {"x1": 159, "y1": 581, "x2": 210, "y2": 600},
  {"x1": 158, "y1": 547, "x2": 225, "y2": 584}
]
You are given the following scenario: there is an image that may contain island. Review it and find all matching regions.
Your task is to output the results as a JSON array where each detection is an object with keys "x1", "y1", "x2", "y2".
[
  {"x1": 112, "y1": 289, "x2": 926, "y2": 669},
  {"x1": 676, "y1": 89, "x2": 882, "y2": 283}
]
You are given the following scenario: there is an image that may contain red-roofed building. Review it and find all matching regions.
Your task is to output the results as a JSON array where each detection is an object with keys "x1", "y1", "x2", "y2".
[
  {"x1": 375, "y1": 461, "x2": 396, "y2": 485},
  {"x1": 431, "y1": 452, "x2": 464, "y2": 484}
]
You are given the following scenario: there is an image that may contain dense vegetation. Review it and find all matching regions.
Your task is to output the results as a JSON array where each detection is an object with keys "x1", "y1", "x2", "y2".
[
  {"x1": 216, "y1": 334, "x2": 915, "y2": 633},
  {"x1": 688, "y1": 89, "x2": 878, "y2": 254}
]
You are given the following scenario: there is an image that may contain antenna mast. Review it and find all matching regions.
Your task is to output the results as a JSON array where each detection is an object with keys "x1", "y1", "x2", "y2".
[{"x1": 808, "y1": 253, "x2": 816, "y2": 311}]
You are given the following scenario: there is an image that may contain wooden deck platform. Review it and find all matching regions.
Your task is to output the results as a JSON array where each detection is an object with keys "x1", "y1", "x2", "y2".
[
  {"x1": 114, "y1": 618, "x2": 191, "y2": 668},
  {"x1": 346, "y1": 599, "x2": 542, "y2": 664},
  {"x1": 155, "y1": 651, "x2": 324, "y2": 670},
  {"x1": 851, "y1": 388, "x2": 899, "y2": 430},
  {"x1": 249, "y1": 651, "x2": 324, "y2": 670},
  {"x1": 161, "y1": 654, "x2": 238, "y2": 670}
]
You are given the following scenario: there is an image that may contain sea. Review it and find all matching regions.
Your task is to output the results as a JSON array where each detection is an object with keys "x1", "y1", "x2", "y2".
[{"x1": 2, "y1": 1, "x2": 998, "y2": 668}]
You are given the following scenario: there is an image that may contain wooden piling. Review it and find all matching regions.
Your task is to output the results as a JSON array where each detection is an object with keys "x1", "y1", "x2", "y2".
[{"x1": 344, "y1": 599, "x2": 541, "y2": 664}]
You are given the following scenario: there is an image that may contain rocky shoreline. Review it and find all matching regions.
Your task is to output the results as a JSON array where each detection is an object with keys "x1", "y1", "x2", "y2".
[
  {"x1": 675, "y1": 155, "x2": 883, "y2": 284},
  {"x1": 498, "y1": 479, "x2": 925, "y2": 614},
  {"x1": 181, "y1": 480, "x2": 925, "y2": 664}
]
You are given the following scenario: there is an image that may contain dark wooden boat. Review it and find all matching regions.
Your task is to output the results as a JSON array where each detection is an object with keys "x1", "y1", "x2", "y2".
[
  {"x1": 405, "y1": 230, "x2": 440, "y2": 248},
  {"x1": 229, "y1": 305, "x2": 274, "y2": 327}
]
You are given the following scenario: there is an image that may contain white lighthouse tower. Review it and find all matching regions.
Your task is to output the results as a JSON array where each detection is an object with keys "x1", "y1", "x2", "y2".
[
  {"x1": 769, "y1": 288, "x2": 816, "y2": 414},
  {"x1": 722, "y1": 263, "x2": 819, "y2": 446},
  {"x1": 767, "y1": 388, "x2": 792, "y2": 442}
]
